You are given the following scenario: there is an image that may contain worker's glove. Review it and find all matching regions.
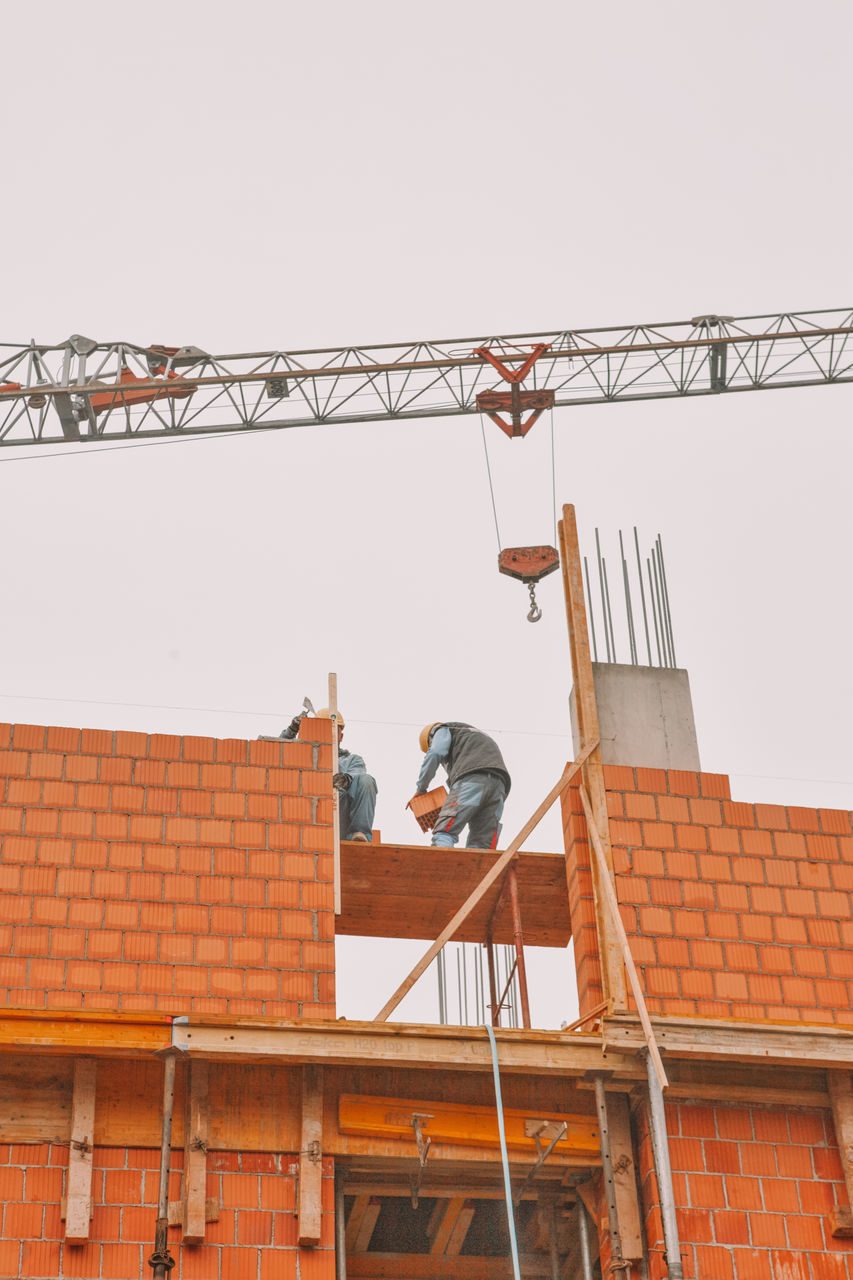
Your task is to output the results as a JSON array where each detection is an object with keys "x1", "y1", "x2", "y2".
[
  {"x1": 333, "y1": 772, "x2": 352, "y2": 792},
  {"x1": 284, "y1": 712, "x2": 305, "y2": 736}
]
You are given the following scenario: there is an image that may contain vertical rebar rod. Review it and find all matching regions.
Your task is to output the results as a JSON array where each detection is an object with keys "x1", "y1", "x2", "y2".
[
  {"x1": 577, "y1": 1202, "x2": 594, "y2": 1280},
  {"x1": 463, "y1": 944, "x2": 469, "y2": 1025},
  {"x1": 507, "y1": 867, "x2": 531, "y2": 1029},
  {"x1": 486, "y1": 940, "x2": 499, "y2": 1027},
  {"x1": 149, "y1": 1050, "x2": 177, "y2": 1279},
  {"x1": 657, "y1": 540, "x2": 675, "y2": 668},
  {"x1": 647, "y1": 558, "x2": 663, "y2": 666},
  {"x1": 657, "y1": 533, "x2": 678, "y2": 667},
  {"x1": 335, "y1": 1169, "x2": 347, "y2": 1280},
  {"x1": 619, "y1": 530, "x2": 637, "y2": 664},
  {"x1": 650, "y1": 551, "x2": 670, "y2": 666},
  {"x1": 584, "y1": 556, "x2": 599, "y2": 662},
  {"x1": 437, "y1": 948, "x2": 446, "y2": 1025},
  {"x1": 646, "y1": 1051, "x2": 685, "y2": 1279},
  {"x1": 456, "y1": 948, "x2": 463, "y2": 1025},
  {"x1": 602, "y1": 558, "x2": 618, "y2": 663},
  {"x1": 593, "y1": 1077, "x2": 625, "y2": 1273},
  {"x1": 595, "y1": 529, "x2": 612, "y2": 662},
  {"x1": 634, "y1": 527, "x2": 653, "y2": 665}
]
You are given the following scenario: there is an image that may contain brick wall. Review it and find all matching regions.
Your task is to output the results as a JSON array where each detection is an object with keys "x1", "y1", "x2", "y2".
[
  {"x1": 639, "y1": 1100, "x2": 853, "y2": 1280},
  {"x1": 0, "y1": 1142, "x2": 336, "y2": 1279},
  {"x1": 0, "y1": 719, "x2": 336, "y2": 1017},
  {"x1": 561, "y1": 767, "x2": 853, "y2": 1025}
]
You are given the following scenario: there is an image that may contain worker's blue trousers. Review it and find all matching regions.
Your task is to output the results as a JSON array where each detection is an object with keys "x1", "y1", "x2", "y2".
[
  {"x1": 431, "y1": 773, "x2": 505, "y2": 849},
  {"x1": 340, "y1": 774, "x2": 377, "y2": 842}
]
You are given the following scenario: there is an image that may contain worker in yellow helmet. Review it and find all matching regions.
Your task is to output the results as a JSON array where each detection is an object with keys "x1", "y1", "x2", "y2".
[
  {"x1": 415, "y1": 722, "x2": 511, "y2": 849},
  {"x1": 281, "y1": 706, "x2": 377, "y2": 843}
]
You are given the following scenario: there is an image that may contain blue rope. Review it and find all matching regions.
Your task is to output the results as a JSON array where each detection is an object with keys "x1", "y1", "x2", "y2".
[{"x1": 485, "y1": 1024, "x2": 521, "y2": 1280}]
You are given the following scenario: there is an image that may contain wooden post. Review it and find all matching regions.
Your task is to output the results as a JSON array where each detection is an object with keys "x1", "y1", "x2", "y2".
[
  {"x1": 298, "y1": 1065, "x2": 324, "y2": 1247},
  {"x1": 181, "y1": 1060, "x2": 209, "y2": 1245},
  {"x1": 558, "y1": 503, "x2": 627, "y2": 1012},
  {"x1": 580, "y1": 785, "x2": 668, "y2": 1091},
  {"x1": 829, "y1": 1071, "x2": 853, "y2": 1237},
  {"x1": 64, "y1": 1058, "x2": 96, "y2": 1244},
  {"x1": 607, "y1": 1092, "x2": 643, "y2": 1262},
  {"x1": 329, "y1": 672, "x2": 342, "y2": 915}
]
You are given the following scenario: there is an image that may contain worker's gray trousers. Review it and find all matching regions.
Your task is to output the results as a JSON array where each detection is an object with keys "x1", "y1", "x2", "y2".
[
  {"x1": 431, "y1": 773, "x2": 505, "y2": 849},
  {"x1": 340, "y1": 774, "x2": 377, "y2": 842}
]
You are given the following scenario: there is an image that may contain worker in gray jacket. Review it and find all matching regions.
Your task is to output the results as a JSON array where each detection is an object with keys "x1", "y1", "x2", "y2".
[
  {"x1": 415, "y1": 721, "x2": 511, "y2": 849},
  {"x1": 282, "y1": 708, "x2": 377, "y2": 842}
]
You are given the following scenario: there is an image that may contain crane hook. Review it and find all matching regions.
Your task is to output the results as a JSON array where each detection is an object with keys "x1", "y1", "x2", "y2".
[{"x1": 526, "y1": 581, "x2": 542, "y2": 623}]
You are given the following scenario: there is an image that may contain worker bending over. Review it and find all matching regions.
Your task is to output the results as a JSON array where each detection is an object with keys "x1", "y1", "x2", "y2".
[
  {"x1": 282, "y1": 708, "x2": 377, "y2": 843},
  {"x1": 416, "y1": 722, "x2": 511, "y2": 848}
]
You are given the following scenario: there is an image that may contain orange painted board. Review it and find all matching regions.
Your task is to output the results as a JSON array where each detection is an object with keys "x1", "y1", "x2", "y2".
[{"x1": 338, "y1": 1094, "x2": 599, "y2": 1156}]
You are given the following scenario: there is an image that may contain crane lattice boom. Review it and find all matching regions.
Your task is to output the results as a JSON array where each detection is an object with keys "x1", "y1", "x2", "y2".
[{"x1": 0, "y1": 307, "x2": 851, "y2": 447}]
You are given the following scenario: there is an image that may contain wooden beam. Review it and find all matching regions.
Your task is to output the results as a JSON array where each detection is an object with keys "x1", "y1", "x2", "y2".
[
  {"x1": 172, "y1": 1019, "x2": 642, "y2": 1078},
  {"x1": 445, "y1": 1200, "x2": 476, "y2": 1255},
  {"x1": 329, "y1": 672, "x2": 342, "y2": 916},
  {"x1": 558, "y1": 503, "x2": 627, "y2": 1013},
  {"x1": 338, "y1": 1094, "x2": 598, "y2": 1156},
  {"x1": 181, "y1": 1060, "x2": 209, "y2": 1245},
  {"x1": 606, "y1": 1093, "x2": 642, "y2": 1262},
  {"x1": 346, "y1": 1194, "x2": 372, "y2": 1251},
  {"x1": 64, "y1": 1058, "x2": 96, "y2": 1245},
  {"x1": 0, "y1": 1010, "x2": 171, "y2": 1055},
  {"x1": 374, "y1": 740, "x2": 598, "y2": 1023},
  {"x1": 604, "y1": 1014, "x2": 853, "y2": 1069},
  {"x1": 580, "y1": 785, "x2": 667, "y2": 1091},
  {"x1": 347, "y1": 1252, "x2": 553, "y2": 1278},
  {"x1": 298, "y1": 1064, "x2": 324, "y2": 1247},
  {"x1": 829, "y1": 1070, "x2": 853, "y2": 1238},
  {"x1": 430, "y1": 1197, "x2": 467, "y2": 1254},
  {"x1": 352, "y1": 1197, "x2": 382, "y2": 1253}
]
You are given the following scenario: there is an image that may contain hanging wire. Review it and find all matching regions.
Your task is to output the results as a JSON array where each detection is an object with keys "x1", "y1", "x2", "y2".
[
  {"x1": 479, "y1": 413, "x2": 502, "y2": 551},
  {"x1": 549, "y1": 406, "x2": 557, "y2": 547}
]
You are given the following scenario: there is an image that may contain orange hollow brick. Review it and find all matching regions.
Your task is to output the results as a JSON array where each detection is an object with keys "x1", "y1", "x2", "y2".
[
  {"x1": 99, "y1": 757, "x2": 133, "y2": 784},
  {"x1": 233, "y1": 879, "x2": 267, "y2": 907}
]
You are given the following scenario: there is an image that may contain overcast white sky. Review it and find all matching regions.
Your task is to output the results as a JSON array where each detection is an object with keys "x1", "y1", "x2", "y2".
[{"x1": 1, "y1": 1, "x2": 851, "y2": 1029}]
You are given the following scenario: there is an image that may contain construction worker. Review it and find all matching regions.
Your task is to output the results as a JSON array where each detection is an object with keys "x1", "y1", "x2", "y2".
[
  {"x1": 281, "y1": 708, "x2": 377, "y2": 842},
  {"x1": 415, "y1": 722, "x2": 511, "y2": 849}
]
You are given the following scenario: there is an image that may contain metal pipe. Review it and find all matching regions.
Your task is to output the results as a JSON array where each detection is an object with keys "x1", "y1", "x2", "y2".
[
  {"x1": 583, "y1": 556, "x2": 599, "y2": 662},
  {"x1": 437, "y1": 947, "x2": 446, "y2": 1025},
  {"x1": 547, "y1": 1198, "x2": 560, "y2": 1280},
  {"x1": 507, "y1": 867, "x2": 531, "y2": 1029},
  {"x1": 646, "y1": 1051, "x2": 684, "y2": 1279},
  {"x1": 335, "y1": 1168, "x2": 347, "y2": 1280},
  {"x1": 148, "y1": 1049, "x2": 178, "y2": 1279},
  {"x1": 634, "y1": 527, "x2": 653, "y2": 665},
  {"x1": 486, "y1": 939, "x2": 499, "y2": 1027},
  {"x1": 485, "y1": 1025, "x2": 522, "y2": 1280},
  {"x1": 577, "y1": 1201, "x2": 594, "y2": 1280},
  {"x1": 593, "y1": 1077, "x2": 625, "y2": 1274}
]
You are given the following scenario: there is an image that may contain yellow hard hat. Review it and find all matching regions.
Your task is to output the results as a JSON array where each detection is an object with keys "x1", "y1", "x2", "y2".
[
  {"x1": 316, "y1": 707, "x2": 345, "y2": 729},
  {"x1": 419, "y1": 722, "x2": 442, "y2": 753}
]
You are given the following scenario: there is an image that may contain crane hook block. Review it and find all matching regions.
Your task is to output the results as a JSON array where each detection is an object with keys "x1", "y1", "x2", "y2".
[{"x1": 498, "y1": 546, "x2": 560, "y2": 585}]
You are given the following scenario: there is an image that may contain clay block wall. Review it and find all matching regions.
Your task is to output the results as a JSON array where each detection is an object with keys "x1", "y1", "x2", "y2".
[
  {"x1": 562, "y1": 767, "x2": 853, "y2": 1025},
  {"x1": 0, "y1": 1141, "x2": 336, "y2": 1279},
  {"x1": 0, "y1": 719, "x2": 336, "y2": 1017},
  {"x1": 639, "y1": 1100, "x2": 853, "y2": 1280}
]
